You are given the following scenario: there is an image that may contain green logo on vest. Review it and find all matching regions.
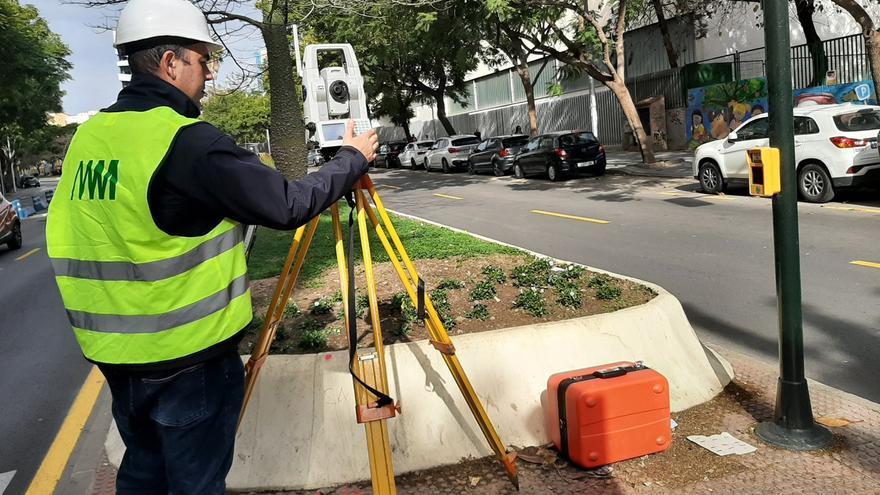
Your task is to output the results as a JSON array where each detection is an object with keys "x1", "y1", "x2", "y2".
[{"x1": 71, "y1": 160, "x2": 118, "y2": 200}]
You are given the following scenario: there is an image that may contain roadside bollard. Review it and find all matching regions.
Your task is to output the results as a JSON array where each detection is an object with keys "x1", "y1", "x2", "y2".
[
  {"x1": 11, "y1": 199, "x2": 28, "y2": 219},
  {"x1": 32, "y1": 194, "x2": 48, "y2": 212}
]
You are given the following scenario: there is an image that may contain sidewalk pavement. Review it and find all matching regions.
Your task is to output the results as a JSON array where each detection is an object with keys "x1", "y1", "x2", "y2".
[
  {"x1": 605, "y1": 149, "x2": 694, "y2": 179},
  {"x1": 79, "y1": 344, "x2": 879, "y2": 495}
]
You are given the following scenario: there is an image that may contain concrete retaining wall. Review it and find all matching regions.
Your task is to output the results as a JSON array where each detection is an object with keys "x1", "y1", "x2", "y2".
[{"x1": 104, "y1": 279, "x2": 733, "y2": 490}]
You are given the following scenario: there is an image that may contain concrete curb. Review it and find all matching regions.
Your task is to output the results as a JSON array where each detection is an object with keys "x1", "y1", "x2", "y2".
[
  {"x1": 606, "y1": 165, "x2": 692, "y2": 179},
  {"x1": 104, "y1": 212, "x2": 734, "y2": 491}
]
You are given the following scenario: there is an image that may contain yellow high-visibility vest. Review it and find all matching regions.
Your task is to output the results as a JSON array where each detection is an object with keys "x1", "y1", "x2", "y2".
[{"x1": 46, "y1": 107, "x2": 252, "y2": 365}]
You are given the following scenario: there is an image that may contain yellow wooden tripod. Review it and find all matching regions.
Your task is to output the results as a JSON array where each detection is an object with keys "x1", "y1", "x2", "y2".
[{"x1": 237, "y1": 175, "x2": 518, "y2": 493}]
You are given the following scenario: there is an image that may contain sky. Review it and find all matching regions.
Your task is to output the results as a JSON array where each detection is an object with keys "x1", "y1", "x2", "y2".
[{"x1": 26, "y1": 0, "x2": 265, "y2": 115}]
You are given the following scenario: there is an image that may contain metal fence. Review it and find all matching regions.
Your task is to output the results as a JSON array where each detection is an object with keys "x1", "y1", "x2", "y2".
[{"x1": 696, "y1": 33, "x2": 868, "y2": 89}]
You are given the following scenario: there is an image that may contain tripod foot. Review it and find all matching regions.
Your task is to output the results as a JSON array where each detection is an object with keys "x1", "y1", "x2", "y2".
[{"x1": 502, "y1": 451, "x2": 519, "y2": 490}]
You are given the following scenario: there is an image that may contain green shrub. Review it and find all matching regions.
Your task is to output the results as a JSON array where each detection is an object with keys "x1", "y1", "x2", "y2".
[
  {"x1": 283, "y1": 303, "x2": 300, "y2": 319},
  {"x1": 512, "y1": 258, "x2": 552, "y2": 288},
  {"x1": 311, "y1": 297, "x2": 335, "y2": 315},
  {"x1": 481, "y1": 265, "x2": 507, "y2": 284},
  {"x1": 596, "y1": 284, "x2": 622, "y2": 300},
  {"x1": 356, "y1": 293, "x2": 370, "y2": 319},
  {"x1": 513, "y1": 289, "x2": 548, "y2": 317},
  {"x1": 436, "y1": 278, "x2": 465, "y2": 290},
  {"x1": 469, "y1": 280, "x2": 497, "y2": 301},
  {"x1": 588, "y1": 274, "x2": 614, "y2": 289},
  {"x1": 557, "y1": 265, "x2": 585, "y2": 282},
  {"x1": 430, "y1": 288, "x2": 456, "y2": 330},
  {"x1": 554, "y1": 280, "x2": 582, "y2": 308},
  {"x1": 297, "y1": 320, "x2": 329, "y2": 350},
  {"x1": 392, "y1": 291, "x2": 419, "y2": 336},
  {"x1": 466, "y1": 303, "x2": 490, "y2": 320}
]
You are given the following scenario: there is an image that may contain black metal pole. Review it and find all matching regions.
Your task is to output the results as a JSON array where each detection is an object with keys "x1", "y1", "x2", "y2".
[{"x1": 754, "y1": 0, "x2": 831, "y2": 451}]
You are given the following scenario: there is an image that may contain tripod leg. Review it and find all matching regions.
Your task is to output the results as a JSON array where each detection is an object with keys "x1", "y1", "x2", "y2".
[
  {"x1": 357, "y1": 184, "x2": 519, "y2": 489},
  {"x1": 331, "y1": 203, "x2": 397, "y2": 495},
  {"x1": 239, "y1": 216, "x2": 320, "y2": 430}
]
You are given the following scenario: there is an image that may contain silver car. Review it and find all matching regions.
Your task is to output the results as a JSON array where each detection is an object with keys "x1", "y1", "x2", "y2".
[
  {"x1": 399, "y1": 140, "x2": 434, "y2": 169},
  {"x1": 424, "y1": 135, "x2": 481, "y2": 173}
]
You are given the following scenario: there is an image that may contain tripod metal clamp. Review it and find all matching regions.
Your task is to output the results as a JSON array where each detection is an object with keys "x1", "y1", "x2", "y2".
[
  {"x1": 356, "y1": 401, "x2": 401, "y2": 424},
  {"x1": 430, "y1": 340, "x2": 456, "y2": 355}
]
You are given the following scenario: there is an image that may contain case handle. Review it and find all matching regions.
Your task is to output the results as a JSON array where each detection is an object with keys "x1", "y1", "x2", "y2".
[{"x1": 592, "y1": 367, "x2": 629, "y2": 379}]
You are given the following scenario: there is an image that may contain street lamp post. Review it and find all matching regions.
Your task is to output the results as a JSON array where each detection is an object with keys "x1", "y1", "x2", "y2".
[{"x1": 754, "y1": 0, "x2": 832, "y2": 451}]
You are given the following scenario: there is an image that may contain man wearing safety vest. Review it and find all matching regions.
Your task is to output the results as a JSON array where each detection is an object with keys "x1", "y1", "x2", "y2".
[{"x1": 45, "y1": 0, "x2": 377, "y2": 492}]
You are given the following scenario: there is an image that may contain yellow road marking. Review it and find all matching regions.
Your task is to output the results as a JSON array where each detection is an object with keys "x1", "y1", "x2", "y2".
[
  {"x1": 433, "y1": 193, "x2": 463, "y2": 200},
  {"x1": 531, "y1": 210, "x2": 610, "y2": 224},
  {"x1": 703, "y1": 195, "x2": 734, "y2": 201},
  {"x1": 850, "y1": 260, "x2": 880, "y2": 269},
  {"x1": 660, "y1": 192, "x2": 681, "y2": 196},
  {"x1": 823, "y1": 206, "x2": 880, "y2": 215},
  {"x1": 379, "y1": 184, "x2": 401, "y2": 190},
  {"x1": 15, "y1": 248, "x2": 40, "y2": 261},
  {"x1": 25, "y1": 367, "x2": 105, "y2": 495}
]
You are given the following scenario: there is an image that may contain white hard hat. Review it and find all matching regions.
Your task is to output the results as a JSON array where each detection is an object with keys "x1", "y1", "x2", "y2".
[{"x1": 115, "y1": 0, "x2": 222, "y2": 53}]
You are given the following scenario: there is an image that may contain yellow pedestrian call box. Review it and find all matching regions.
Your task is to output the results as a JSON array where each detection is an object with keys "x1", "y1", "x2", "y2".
[{"x1": 746, "y1": 147, "x2": 781, "y2": 197}]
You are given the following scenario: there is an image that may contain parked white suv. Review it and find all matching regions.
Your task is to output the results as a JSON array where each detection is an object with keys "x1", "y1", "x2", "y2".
[
  {"x1": 424, "y1": 135, "x2": 481, "y2": 173},
  {"x1": 693, "y1": 104, "x2": 880, "y2": 202},
  {"x1": 399, "y1": 140, "x2": 434, "y2": 169}
]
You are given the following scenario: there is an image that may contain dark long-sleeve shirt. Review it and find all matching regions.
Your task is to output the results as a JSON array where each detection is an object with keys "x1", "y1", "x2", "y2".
[{"x1": 97, "y1": 73, "x2": 368, "y2": 373}]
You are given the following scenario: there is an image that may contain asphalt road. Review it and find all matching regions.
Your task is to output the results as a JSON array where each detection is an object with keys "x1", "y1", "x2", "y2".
[
  {"x1": 367, "y1": 167, "x2": 880, "y2": 403},
  {"x1": 0, "y1": 185, "x2": 91, "y2": 494}
]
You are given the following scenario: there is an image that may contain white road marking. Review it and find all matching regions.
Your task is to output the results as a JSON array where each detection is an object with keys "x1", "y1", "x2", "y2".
[{"x1": 0, "y1": 471, "x2": 16, "y2": 495}]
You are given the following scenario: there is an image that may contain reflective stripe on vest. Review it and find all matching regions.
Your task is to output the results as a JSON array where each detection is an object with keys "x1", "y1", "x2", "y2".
[{"x1": 46, "y1": 107, "x2": 252, "y2": 365}]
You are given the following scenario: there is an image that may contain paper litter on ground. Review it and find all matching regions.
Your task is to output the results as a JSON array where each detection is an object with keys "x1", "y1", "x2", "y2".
[{"x1": 687, "y1": 432, "x2": 756, "y2": 456}]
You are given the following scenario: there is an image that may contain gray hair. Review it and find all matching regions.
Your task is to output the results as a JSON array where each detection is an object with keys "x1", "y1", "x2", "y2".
[{"x1": 128, "y1": 44, "x2": 187, "y2": 75}]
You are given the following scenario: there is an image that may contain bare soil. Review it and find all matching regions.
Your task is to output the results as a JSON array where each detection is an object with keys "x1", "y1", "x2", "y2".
[{"x1": 238, "y1": 253, "x2": 656, "y2": 356}]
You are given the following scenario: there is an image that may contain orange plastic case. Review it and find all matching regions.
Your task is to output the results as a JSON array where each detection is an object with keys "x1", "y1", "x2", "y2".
[{"x1": 544, "y1": 361, "x2": 671, "y2": 468}]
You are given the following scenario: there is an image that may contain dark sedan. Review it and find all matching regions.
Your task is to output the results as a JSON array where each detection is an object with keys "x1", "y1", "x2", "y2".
[
  {"x1": 467, "y1": 135, "x2": 529, "y2": 176},
  {"x1": 18, "y1": 175, "x2": 40, "y2": 188},
  {"x1": 512, "y1": 131, "x2": 606, "y2": 181},
  {"x1": 375, "y1": 142, "x2": 407, "y2": 168}
]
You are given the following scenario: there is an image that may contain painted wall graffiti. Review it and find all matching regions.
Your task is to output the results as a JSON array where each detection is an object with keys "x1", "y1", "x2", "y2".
[
  {"x1": 686, "y1": 78, "x2": 767, "y2": 149},
  {"x1": 686, "y1": 78, "x2": 877, "y2": 150}
]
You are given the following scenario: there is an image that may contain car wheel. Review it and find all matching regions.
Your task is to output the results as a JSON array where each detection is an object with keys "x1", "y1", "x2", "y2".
[
  {"x1": 798, "y1": 163, "x2": 835, "y2": 203},
  {"x1": 590, "y1": 162, "x2": 606, "y2": 176},
  {"x1": 547, "y1": 163, "x2": 562, "y2": 182},
  {"x1": 698, "y1": 161, "x2": 725, "y2": 194},
  {"x1": 467, "y1": 159, "x2": 475, "y2": 175},
  {"x1": 514, "y1": 162, "x2": 525, "y2": 179},
  {"x1": 493, "y1": 159, "x2": 505, "y2": 177},
  {"x1": 7, "y1": 222, "x2": 22, "y2": 250},
  {"x1": 411, "y1": 159, "x2": 417, "y2": 169},
  {"x1": 424, "y1": 159, "x2": 431, "y2": 171},
  {"x1": 441, "y1": 159, "x2": 451, "y2": 174}
]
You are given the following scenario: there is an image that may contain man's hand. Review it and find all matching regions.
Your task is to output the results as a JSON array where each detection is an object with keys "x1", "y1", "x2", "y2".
[{"x1": 342, "y1": 119, "x2": 378, "y2": 163}]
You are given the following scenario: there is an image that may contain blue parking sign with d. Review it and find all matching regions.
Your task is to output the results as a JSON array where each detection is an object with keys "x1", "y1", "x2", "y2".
[{"x1": 854, "y1": 83, "x2": 871, "y2": 101}]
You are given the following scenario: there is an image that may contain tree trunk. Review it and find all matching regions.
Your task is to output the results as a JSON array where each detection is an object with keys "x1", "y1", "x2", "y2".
[
  {"x1": 651, "y1": 0, "x2": 678, "y2": 68},
  {"x1": 401, "y1": 118, "x2": 412, "y2": 141},
  {"x1": 261, "y1": 20, "x2": 307, "y2": 179},
  {"x1": 514, "y1": 63, "x2": 540, "y2": 137},
  {"x1": 830, "y1": 0, "x2": 880, "y2": 100},
  {"x1": 868, "y1": 31, "x2": 880, "y2": 101},
  {"x1": 795, "y1": 0, "x2": 827, "y2": 87},
  {"x1": 607, "y1": 79, "x2": 655, "y2": 164},
  {"x1": 433, "y1": 95, "x2": 456, "y2": 136}
]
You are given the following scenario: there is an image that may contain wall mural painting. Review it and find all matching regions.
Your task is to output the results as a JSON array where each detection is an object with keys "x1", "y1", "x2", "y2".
[
  {"x1": 686, "y1": 78, "x2": 768, "y2": 149},
  {"x1": 686, "y1": 78, "x2": 877, "y2": 149}
]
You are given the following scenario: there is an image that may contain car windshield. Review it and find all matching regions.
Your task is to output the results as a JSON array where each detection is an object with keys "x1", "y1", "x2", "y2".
[
  {"x1": 833, "y1": 109, "x2": 880, "y2": 131},
  {"x1": 502, "y1": 136, "x2": 529, "y2": 148},
  {"x1": 417, "y1": 142, "x2": 433, "y2": 149},
  {"x1": 452, "y1": 137, "x2": 481, "y2": 146},
  {"x1": 558, "y1": 132, "x2": 598, "y2": 146},
  {"x1": 390, "y1": 143, "x2": 406, "y2": 151}
]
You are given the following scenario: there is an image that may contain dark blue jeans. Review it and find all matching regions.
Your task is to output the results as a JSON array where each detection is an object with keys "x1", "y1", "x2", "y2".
[{"x1": 102, "y1": 349, "x2": 244, "y2": 495}]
